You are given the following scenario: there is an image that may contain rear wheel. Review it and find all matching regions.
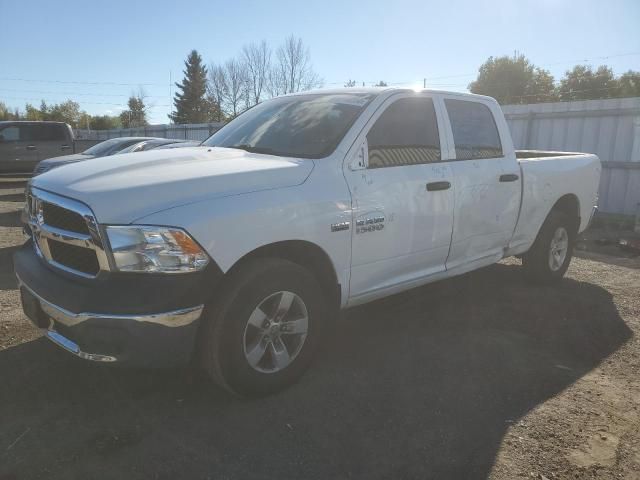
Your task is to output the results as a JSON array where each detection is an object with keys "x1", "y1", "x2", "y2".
[
  {"x1": 200, "y1": 258, "x2": 326, "y2": 396},
  {"x1": 522, "y1": 211, "x2": 575, "y2": 283}
]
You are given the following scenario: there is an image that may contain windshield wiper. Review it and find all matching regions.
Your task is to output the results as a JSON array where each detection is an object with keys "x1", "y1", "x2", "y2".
[{"x1": 226, "y1": 144, "x2": 280, "y2": 156}]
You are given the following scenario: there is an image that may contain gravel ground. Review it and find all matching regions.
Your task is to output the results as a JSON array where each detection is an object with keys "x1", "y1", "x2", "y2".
[{"x1": 0, "y1": 178, "x2": 638, "y2": 480}]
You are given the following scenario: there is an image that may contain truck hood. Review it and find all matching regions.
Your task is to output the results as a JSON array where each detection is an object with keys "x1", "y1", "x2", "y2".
[{"x1": 31, "y1": 147, "x2": 314, "y2": 223}]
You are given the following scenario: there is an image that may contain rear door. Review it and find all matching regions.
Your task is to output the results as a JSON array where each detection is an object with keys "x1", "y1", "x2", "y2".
[
  {"x1": 0, "y1": 124, "x2": 39, "y2": 173},
  {"x1": 440, "y1": 97, "x2": 521, "y2": 271},
  {"x1": 36, "y1": 123, "x2": 73, "y2": 160},
  {"x1": 345, "y1": 94, "x2": 455, "y2": 303}
]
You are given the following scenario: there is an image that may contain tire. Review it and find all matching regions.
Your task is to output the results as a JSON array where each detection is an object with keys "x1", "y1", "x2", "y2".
[
  {"x1": 522, "y1": 210, "x2": 575, "y2": 283},
  {"x1": 199, "y1": 258, "x2": 326, "y2": 396}
]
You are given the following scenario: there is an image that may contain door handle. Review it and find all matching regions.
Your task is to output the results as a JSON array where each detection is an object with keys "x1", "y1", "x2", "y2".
[
  {"x1": 499, "y1": 173, "x2": 519, "y2": 182},
  {"x1": 26, "y1": 145, "x2": 37, "y2": 151},
  {"x1": 61, "y1": 145, "x2": 71, "y2": 150},
  {"x1": 426, "y1": 181, "x2": 451, "y2": 191}
]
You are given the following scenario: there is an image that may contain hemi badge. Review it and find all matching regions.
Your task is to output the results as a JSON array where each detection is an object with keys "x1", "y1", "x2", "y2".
[{"x1": 330, "y1": 222, "x2": 350, "y2": 232}]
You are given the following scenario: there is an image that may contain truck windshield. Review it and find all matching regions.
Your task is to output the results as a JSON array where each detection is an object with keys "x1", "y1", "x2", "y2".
[
  {"x1": 83, "y1": 138, "x2": 137, "y2": 156},
  {"x1": 203, "y1": 93, "x2": 375, "y2": 159}
]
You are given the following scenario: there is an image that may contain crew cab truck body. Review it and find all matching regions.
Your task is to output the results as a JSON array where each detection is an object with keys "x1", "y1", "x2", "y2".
[
  {"x1": 15, "y1": 88, "x2": 600, "y2": 395},
  {"x1": 0, "y1": 121, "x2": 75, "y2": 173}
]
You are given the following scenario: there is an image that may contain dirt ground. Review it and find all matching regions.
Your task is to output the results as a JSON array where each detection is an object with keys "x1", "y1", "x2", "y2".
[{"x1": 0, "y1": 177, "x2": 638, "y2": 480}]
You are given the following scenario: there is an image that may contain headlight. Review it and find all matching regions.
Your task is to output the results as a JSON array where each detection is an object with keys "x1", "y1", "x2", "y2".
[{"x1": 105, "y1": 226, "x2": 209, "y2": 273}]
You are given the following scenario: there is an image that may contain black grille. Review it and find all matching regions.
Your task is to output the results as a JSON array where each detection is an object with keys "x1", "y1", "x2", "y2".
[
  {"x1": 48, "y1": 240, "x2": 99, "y2": 275},
  {"x1": 42, "y1": 202, "x2": 89, "y2": 234}
]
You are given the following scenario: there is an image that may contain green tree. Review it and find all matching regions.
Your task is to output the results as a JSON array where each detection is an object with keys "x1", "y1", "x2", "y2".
[
  {"x1": 47, "y1": 100, "x2": 82, "y2": 127},
  {"x1": 0, "y1": 101, "x2": 12, "y2": 120},
  {"x1": 524, "y1": 68, "x2": 556, "y2": 103},
  {"x1": 374, "y1": 81, "x2": 388, "y2": 87},
  {"x1": 120, "y1": 94, "x2": 148, "y2": 128},
  {"x1": 170, "y1": 50, "x2": 213, "y2": 124},
  {"x1": 90, "y1": 115, "x2": 121, "y2": 130},
  {"x1": 617, "y1": 70, "x2": 640, "y2": 97},
  {"x1": 558, "y1": 65, "x2": 618, "y2": 101},
  {"x1": 39, "y1": 100, "x2": 50, "y2": 120},
  {"x1": 25, "y1": 103, "x2": 42, "y2": 121},
  {"x1": 469, "y1": 55, "x2": 556, "y2": 104}
]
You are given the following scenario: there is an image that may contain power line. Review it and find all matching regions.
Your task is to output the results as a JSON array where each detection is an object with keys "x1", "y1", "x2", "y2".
[
  {"x1": 2, "y1": 51, "x2": 637, "y2": 90},
  {"x1": 322, "y1": 51, "x2": 640, "y2": 87},
  {"x1": 0, "y1": 96, "x2": 170, "y2": 108},
  {"x1": 0, "y1": 77, "x2": 166, "y2": 87},
  {"x1": 0, "y1": 88, "x2": 167, "y2": 99},
  {"x1": 1, "y1": 51, "x2": 637, "y2": 114},
  {"x1": 424, "y1": 51, "x2": 640, "y2": 82}
]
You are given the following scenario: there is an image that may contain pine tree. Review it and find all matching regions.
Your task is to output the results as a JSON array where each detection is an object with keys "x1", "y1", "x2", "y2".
[{"x1": 170, "y1": 50, "x2": 213, "y2": 124}]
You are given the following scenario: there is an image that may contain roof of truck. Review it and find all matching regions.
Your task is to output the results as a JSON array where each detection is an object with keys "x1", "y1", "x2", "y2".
[
  {"x1": 0, "y1": 120, "x2": 70, "y2": 125},
  {"x1": 282, "y1": 87, "x2": 496, "y2": 102}
]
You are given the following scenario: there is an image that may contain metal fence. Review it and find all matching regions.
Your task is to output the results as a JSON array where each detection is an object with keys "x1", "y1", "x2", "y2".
[
  {"x1": 75, "y1": 122, "x2": 225, "y2": 142},
  {"x1": 503, "y1": 97, "x2": 640, "y2": 216}
]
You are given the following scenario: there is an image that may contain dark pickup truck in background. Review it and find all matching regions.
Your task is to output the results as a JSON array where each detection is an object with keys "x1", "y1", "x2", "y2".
[{"x1": 0, "y1": 121, "x2": 75, "y2": 174}]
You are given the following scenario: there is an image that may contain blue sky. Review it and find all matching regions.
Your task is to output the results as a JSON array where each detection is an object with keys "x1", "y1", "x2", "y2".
[{"x1": 1, "y1": 0, "x2": 639, "y2": 124}]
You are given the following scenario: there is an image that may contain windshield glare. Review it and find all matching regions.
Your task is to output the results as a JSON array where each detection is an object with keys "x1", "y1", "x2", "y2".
[
  {"x1": 83, "y1": 138, "x2": 136, "y2": 156},
  {"x1": 203, "y1": 93, "x2": 375, "y2": 158}
]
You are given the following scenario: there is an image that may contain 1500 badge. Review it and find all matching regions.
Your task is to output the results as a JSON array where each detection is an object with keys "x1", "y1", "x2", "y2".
[{"x1": 356, "y1": 212, "x2": 385, "y2": 234}]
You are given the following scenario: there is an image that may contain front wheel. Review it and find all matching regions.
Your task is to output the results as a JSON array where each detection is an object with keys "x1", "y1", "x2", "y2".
[
  {"x1": 199, "y1": 258, "x2": 326, "y2": 396},
  {"x1": 522, "y1": 211, "x2": 575, "y2": 283}
]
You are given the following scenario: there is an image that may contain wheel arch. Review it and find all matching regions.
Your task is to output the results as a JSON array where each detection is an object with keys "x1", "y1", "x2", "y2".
[
  {"x1": 224, "y1": 240, "x2": 341, "y2": 312},
  {"x1": 549, "y1": 193, "x2": 581, "y2": 233}
]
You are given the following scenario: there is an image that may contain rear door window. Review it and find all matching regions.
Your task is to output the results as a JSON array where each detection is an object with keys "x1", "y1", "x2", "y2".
[
  {"x1": 18, "y1": 125, "x2": 43, "y2": 142},
  {"x1": 444, "y1": 99, "x2": 503, "y2": 160},
  {"x1": 366, "y1": 97, "x2": 441, "y2": 168},
  {"x1": 40, "y1": 124, "x2": 68, "y2": 141}
]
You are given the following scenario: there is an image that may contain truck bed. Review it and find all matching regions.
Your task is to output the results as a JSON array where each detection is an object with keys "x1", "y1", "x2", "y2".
[{"x1": 508, "y1": 150, "x2": 601, "y2": 256}]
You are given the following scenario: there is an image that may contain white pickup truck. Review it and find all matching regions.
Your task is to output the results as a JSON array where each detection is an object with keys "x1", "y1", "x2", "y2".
[{"x1": 16, "y1": 88, "x2": 601, "y2": 395}]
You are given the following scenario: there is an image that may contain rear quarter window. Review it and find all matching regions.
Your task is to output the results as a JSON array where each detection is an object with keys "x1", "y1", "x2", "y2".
[
  {"x1": 0, "y1": 126, "x2": 20, "y2": 141},
  {"x1": 40, "y1": 124, "x2": 68, "y2": 141},
  {"x1": 444, "y1": 99, "x2": 503, "y2": 160}
]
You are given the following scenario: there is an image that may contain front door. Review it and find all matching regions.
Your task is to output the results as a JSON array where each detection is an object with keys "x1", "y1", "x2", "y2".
[
  {"x1": 345, "y1": 94, "x2": 454, "y2": 304},
  {"x1": 0, "y1": 124, "x2": 39, "y2": 173}
]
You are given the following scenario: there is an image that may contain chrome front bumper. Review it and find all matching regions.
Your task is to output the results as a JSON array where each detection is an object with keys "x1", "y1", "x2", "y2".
[
  {"x1": 18, "y1": 275, "x2": 204, "y2": 363},
  {"x1": 45, "y1": 330, "x2": 118, "y2": 363}
]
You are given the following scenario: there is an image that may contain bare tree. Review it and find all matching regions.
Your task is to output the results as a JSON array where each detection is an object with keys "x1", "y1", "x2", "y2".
[
  {"x1": 242, "y1": 40, "x2": 271, "y2": 106},
  {"x1": 270, "y1": 35, "x2": 322, "y2": 95},
  {"x1": 208, "y1": 36, "x2": 322, "y2": 115},
  {"x1": 224, "y1": 58, "x2": 247, "y2": 118},
  {"x1": 208, "y1": 63, "x2": 228, "y2": 121}
]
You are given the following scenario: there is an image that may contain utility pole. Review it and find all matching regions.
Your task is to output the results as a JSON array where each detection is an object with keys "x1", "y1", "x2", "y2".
[{"x1": 423, "y1": 78, "x2": 426, "y2": 89}]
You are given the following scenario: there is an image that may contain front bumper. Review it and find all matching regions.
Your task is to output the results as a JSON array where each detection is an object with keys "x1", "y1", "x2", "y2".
[{"x1": 14, "y1": 241, "x2": 223, "y2": 367}]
